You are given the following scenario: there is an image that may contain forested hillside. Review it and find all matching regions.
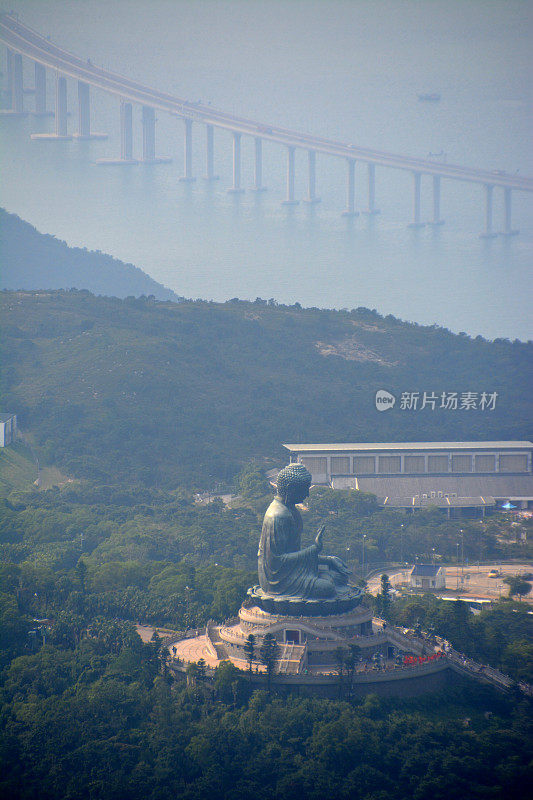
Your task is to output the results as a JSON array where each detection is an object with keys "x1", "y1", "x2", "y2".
[
  {"x1": 1, "y1": 289, "x2": 531, "y2": 488},
  {"x1": 0, "y1": 209, "x2": 180, "y2": 301}
]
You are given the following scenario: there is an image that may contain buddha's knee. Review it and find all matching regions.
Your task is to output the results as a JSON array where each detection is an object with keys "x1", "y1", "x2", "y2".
[{"x1": 311, "y1": 577, "x2": 337, "y2": 599}]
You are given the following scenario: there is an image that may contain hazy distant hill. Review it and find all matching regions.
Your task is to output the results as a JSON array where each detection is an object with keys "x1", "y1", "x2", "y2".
[
  {"x1": 0, "y1": 209, "x2": 181, "y2": 301},
  {"x1": 1, "y1": 289, "x2": 531, "y2": 489}
]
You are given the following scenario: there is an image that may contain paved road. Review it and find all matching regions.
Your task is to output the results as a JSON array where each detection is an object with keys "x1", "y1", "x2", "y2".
[{"x1": 368, "y1": 562, "x2": 533, "y2": 601}]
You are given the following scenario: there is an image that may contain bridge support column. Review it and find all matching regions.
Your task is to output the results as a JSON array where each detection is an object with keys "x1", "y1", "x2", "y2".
[
  {"x1": 500, "y1": 188, "x2": 519, "y2": 236},
  {"x1": 252, "y1": 137, "x2": 266, "y2": 191},
  {"x1": 428, "y1": 175, "x2": 444, "y2": 225},
  {"x1": 362, "y1": 163, "x2": 379, "y2": 214},
  {"x1": 33, "y1": 63, "x2": 50, "y2": 116},
  {"x1": 74, "y1": 81, "x2": 107, "y2": 140},
  {"x1": 55, "y1": 76, "x2": 68, "y2": 137},
  {"x1": 407, "y1": 171, "x2": 425, "y2": 227},
  {"x1": 31, "y1": 73, "x2": 72, "y2": 139},
  {"x1": 282, "y1": 146, "x2": 299, "y2": 204},
  {"x1": 342, "y1": 158, "x2": 358, "y2": 216},
  {"x1": 96, "y1": 100, "x2": 137, "y2": 163},
  {"x1": 204, "y1": 124, "x2": 218, "y2": 179},
  {"x1": 2, "y1": 51, "x2": 25, "y2": 114},
  {"x1": 228, "y1": 131, "x2": 244, "y2": 193},
  {"x1": 5, "y1": 48, "x2": 13, "y2": 104},
  {"x1": 13, "y1": 53, "x2": 24, "y2": 113},
  {"x1": 142, "y1": 106, "x2": 155, "y2": 161},
  {"x1": 179, "y1": 118, "x2": 195, "y2": 181},
  {"x1": 480, "y1": 184, "x2": 497, "y2": 238},
  {"x1": 121, "y1": 101, "x2": 134, "y2": 159},
  {"x1": 140, "y1": 106, "x2": 169, "y2": 163},
  {"x1": 303, "y1": 150, "x2": 320, "y2": 203}
]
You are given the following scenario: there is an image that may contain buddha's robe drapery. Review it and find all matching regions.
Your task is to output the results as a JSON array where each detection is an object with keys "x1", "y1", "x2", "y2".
[{"x1": 258, "y1": 498, "x2": 336, "y2": 599}]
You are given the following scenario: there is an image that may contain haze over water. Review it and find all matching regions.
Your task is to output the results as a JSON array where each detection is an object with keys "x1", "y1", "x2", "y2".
[{"x1": 1, "y1": 0, "x2": 532, "y2": 340}]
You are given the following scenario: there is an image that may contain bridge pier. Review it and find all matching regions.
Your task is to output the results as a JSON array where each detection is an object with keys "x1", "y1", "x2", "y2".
[
  {"x1": 362, "y1": 163, "x2": 379, "y2": 214},
  {"x1": 12, "y1": 52, "x2": 23, "y2": 112},
  {"x1": 96, "y1": 100, "x2": 138, "y2": 164},
  {"x1": 179, "y1": 118, "x2": 195, "y2": 181},
  {"x1": 74, "y1": 81, "x2": 107, "y2": 140},
  {"x1": 54, "y1": 76, "x2": 68, "y2": 137},
  {"x1": 480, "y1": 184, "x2": 497, "y2": 238},
  {"x1": 1, "y1": 50, "x2": 25, "y2": 114},
  {"x1": 282, "y1": 146, "x2": 299, "y2": 204},
  {"x1": 407, "y1": 171, "x2": 425, "y2": 227},
  {"x1": 251, "y1": 137, "x2": 266, "y2": 191},
  {"x1": 303, "y1": 150, "x2": 320, "y2": 203},
  {"x1": 342, "y1": 158, "x2": 358, "y2": 216},
  {"x1": 204, "y1": 124, "x2": 218, "y2": 179},
  {"x1": 33, "y1": 62, "x2": 50, "y2": 116},
  {"x1": 140, "y1": 105, "x2": 169, "y2": 163},
  {"x1": 120, "y1": 101, "x2": 134, "y2": 159},
  {"x1": 500, "y1": 188, "x2": 519, "y2": 236},
  {"x1": 5, "y1": 47, "x2": 13, "y2": 102},
  {"x1": 30, "y1": 73, "x2": 72, "y2": 139},
  {"x1": 228, "y1": 131, "x2": 244, "y2": 193},
  {"x1": 428, "y1": 175, "x2": 444, "y2": 225}
]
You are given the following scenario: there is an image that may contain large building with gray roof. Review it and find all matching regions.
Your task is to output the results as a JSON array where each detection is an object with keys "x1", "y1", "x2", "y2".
[{"x1": 283, "y1": 441, "x2": 533, "y2": 516}]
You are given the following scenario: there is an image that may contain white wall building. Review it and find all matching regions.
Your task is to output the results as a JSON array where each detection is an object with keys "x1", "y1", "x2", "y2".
[
  {"x1": 283, "y1": 441, "x2": 533, "y2": 512},
  {"x1": 0, "y1": 414, "x2": 17, "y2": 447},
  {"x1": 409, "y1": 564, "x2": 446, "y2": 590}
]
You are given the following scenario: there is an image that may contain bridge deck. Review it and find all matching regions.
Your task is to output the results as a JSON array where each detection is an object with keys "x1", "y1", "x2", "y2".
[{"x1": 1, "y1": 13, "x2": 531, "y2": 192}]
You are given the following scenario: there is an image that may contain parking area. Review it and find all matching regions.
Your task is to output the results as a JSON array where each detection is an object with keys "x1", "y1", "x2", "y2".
[{"x1": 367, "y1": 563, "x2": 533, "y2": 602}]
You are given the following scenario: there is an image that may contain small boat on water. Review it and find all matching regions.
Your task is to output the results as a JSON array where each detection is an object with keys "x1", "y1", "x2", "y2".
[{"x1": 418, "y1": 92, "x2": 441, "y2": 102}]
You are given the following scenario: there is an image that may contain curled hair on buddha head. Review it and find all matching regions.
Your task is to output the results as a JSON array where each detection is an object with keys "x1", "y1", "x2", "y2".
[{"x1": 276, "y1": 463, "x2": 312, "y2": 500}]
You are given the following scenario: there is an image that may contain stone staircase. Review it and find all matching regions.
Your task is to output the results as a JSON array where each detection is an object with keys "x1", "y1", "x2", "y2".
[{"x1": 277, "y1": 642, "x2": 306, "y2": 674}]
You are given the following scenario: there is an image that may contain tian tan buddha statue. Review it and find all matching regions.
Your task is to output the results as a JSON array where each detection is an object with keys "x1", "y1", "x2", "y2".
[{"x1": 249, "y1": 463, "x2": 361, "y2": 614}]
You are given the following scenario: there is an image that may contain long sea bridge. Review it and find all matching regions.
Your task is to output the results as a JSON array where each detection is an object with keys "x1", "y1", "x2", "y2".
[{"x1": 2, "y1": 12, "x2": 532, "y2": 236}]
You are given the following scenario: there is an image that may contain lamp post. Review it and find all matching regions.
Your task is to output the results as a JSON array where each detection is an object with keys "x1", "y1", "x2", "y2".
[
  {"x1": 185, "y1": 585, "x2": 191, "y2": 630},
  {"x1": 362, "y1": 535, "x2": 367, "y2": 579},
  {"x1": 431, "y1": 547, "x2": 436, "y2": 565},
  {"x1": 460, "y1": 529, "x2": 464, "y2": 582},
  {"x1": 400, "y1": 523, "x2": 404, "y2": 565},
  {"x1": 456, "y1": 543, "x2": 459, "y2": 590}
]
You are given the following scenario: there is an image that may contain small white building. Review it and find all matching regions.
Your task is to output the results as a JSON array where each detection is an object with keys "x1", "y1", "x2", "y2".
[
  {"x1": 409, "y1": 564, "x2": 446, "y2": 591},
  {"x1": 0, "y1": 414, "x2": 17, "y2": 447}
]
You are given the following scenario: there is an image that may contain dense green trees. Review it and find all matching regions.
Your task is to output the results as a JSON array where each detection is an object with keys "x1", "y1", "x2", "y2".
[{"x1": 1, "y1": 638, "x2": 531, "y2": 800}]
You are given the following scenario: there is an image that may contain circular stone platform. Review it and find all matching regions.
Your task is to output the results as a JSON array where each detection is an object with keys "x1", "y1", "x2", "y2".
[{"x1": 247, "y1": 585, "x2": 363, "y2": 616}]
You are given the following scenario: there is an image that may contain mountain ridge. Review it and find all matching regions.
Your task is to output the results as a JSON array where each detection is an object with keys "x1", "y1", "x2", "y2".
[
  {"x1": 0, "y1": 208, "x2": 181, "y2": 301},
  {"x1": 1, "y1": 288, "x2": 531, "y2": 489}
]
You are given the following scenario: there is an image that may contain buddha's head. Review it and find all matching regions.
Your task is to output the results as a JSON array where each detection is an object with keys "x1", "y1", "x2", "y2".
[{"x1": 276, "y1": 463, "x2": 312, "y2": 505}]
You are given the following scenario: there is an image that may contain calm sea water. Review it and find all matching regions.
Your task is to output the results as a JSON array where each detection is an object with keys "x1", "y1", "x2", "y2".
[{"x1": 1, "y1": 0, "x2": 532, "y2": 339}]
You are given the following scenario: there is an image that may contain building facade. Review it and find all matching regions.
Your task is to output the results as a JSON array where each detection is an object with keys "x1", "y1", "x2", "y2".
[
  {"x1": 409, "y1": 564, "x2": 446, "y2": 590},
  {"x1": 0, "y1": 414, "x2": 17, "y2": 447},
  {"x1": 283, "y1": 441, "x2": 533, "y2": 512}
]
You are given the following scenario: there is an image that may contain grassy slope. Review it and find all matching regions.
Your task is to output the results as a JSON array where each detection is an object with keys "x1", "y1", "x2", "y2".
[
  {"x1": 0, "y1": 208, "x2": 181, "y2": 301},
  {"x1": 0, "y1": 441, "x2": 37, "y2": 496},
  {"x1": 1, "y1": 290, "x2": 531, "y2": 489}
]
